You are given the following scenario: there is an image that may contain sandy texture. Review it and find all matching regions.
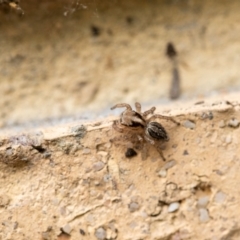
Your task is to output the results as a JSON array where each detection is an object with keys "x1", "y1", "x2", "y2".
[
  {"x1": 0, "y1": 98, "x2": 240, "y2": 240},
  {"x1": 1, "y1": 0, "x2": 240, "y2": 239}
]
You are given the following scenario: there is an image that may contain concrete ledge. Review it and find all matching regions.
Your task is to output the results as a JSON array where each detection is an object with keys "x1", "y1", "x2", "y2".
[{"x1": 1, "y1": 94, "x2": 240, "y2": 239}]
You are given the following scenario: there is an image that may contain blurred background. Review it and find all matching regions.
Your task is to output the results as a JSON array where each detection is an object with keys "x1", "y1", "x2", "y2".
[{"x1": 1, "y1": 0, "x2": 240, "y2": 128}]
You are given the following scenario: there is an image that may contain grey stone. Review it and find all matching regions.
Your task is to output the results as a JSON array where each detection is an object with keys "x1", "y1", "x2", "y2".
[
  {"x1": 168, "y1": 202, "x2": 180, "y2": 213},
  {"x1": 199, "y1": 208, "x2": 210, "y2": 222},
  {"x1": 95, "y1": 227, "x2": 106, "y2": 240},
  {"x1": 183, "y1": 120, "x2": 196, "y2": 129}
]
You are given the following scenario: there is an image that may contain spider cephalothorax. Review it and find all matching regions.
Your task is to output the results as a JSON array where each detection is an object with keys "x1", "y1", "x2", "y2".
[
  {"x1": 111, "y1": 102, "x2": 154, "y2": 131},
  {"x1": 111, "y1": 102, "x2": 179, "y2": 161}
]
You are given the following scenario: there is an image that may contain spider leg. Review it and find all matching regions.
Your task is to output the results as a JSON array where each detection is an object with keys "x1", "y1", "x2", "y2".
[
  {"x1": 140, "y1": 142, "x2": 148, "y2": 160},
  {"x1": 148, "y1": 114, "x2": 180, "y2": 125},
  {"x1": 143, "y1": 107, "x2": 156, "y2": 117},
  {"x1": 135, "y1": 102, "x2": 142, "y2": 113},
  {"x1": 110, "y1": 135, "x2": 134, "y2": 148},
  {"x1": 155, "y1": 145, "x2": 166, "y2": 161},
  {"x1": 144, "y1": 135, "x2": 166, "y2": 161},
  {"x1": 144, "y1": 135, "x2": 155, "y2": 145},
  {"x1": 112, "y1": 120, "x2": 124, "y2": 133},
  {"x1": 111, "y1": 103, "x2": 132, "y2": 111}
]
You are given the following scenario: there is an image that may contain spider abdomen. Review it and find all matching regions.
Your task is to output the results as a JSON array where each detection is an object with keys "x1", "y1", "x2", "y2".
[{"x1": 147, "y1": 122, "x2": 169, "y2": 141}]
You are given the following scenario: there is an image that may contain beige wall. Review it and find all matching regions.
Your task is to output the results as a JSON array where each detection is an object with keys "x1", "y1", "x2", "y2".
[{"x1": 0, "y1": 0, "x2": 240, "y2": 126}]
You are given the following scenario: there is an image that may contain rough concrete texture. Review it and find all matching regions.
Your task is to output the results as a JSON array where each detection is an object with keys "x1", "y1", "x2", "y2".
[
  {"x1": 1, "y1": 0, "x2": 240, "y2": 239},
  {"x1": 1, "y1": 96, "x2": 240, "y2": 240}
]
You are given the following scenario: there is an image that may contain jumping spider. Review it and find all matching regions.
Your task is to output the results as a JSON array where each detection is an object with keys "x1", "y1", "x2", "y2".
[{"x1": 111, "y1": 102, "x2": 179, "y2": 161}]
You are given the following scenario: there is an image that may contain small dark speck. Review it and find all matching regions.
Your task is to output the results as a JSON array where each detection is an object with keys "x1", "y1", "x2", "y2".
[
  {"x1": 80, "y1": 229, "x2": 86, "y2": 235},
  {"x1": 166, "y1": 42, "x2": 177, "y2": 59},
  {"x1": 208, "y1": 112, "x2": 214, "y2": 120},
  {"x1": 201, "y1": 112, "x2": 214, "y2": 120},
  {"x1": 183, "y1": 150, "x2": 189, "y2": 155},
  {"x1": 125, "y1": 148, "x2": 137, "y2": 158},
  {"x1": 78, "y1": 81, "x2": 88, "y2": 87},
  {"x1": 225, "y1": 100, "x2": 234, "y2": 107},
  {"x1": 91, "y1": 25, "x2": 101, "y2": 37},
  {"x1": 126, "y1": 16, "x2": 134, "y2": 24},
  {"x1": 107, "y1": 29, "x2": 113, "y2": 36},
  {"x1": 123, "y1": 88, "x2": 129, "y2": 93},
  {"x1": 213, "y1": 169, "x2": 224, "y2": 176},
  {"x1": 31, "y1": 145, "x2": 46, "y2": 153},
  {"x1": 195, "y1": 101, "x2": 205, "y2": 105}
]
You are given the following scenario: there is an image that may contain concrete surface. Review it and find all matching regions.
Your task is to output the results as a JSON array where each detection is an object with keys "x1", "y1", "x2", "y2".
[
  {"x1": 1, "y1": 1, "x2": 240, "y2": 239},
  {"x1": 0, "y1": 95, "x2": 240, "y2": 240}
]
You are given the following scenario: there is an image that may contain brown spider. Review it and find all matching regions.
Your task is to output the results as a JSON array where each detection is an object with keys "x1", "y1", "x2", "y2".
[{"x1": 110, "y1": 102, "x2": 179, "y2": 161}]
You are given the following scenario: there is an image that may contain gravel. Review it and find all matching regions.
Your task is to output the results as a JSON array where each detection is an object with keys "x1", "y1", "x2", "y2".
[
  {"x1": 61, "y1": 224, "x2": 72, "y2": 235},
  {"x1": 168, "y1": 202, "x2": 180, "y2": 213},
  {"x1": 163, "y1": 159, "x2": 177, "y2": 170},
  {"x1": 183, "y1": 120, "x2": 196, "y2": 129},
  {"x1": 214, "y1": 191, "x2": 226, "y2": 203},
  {"x1": 128, "y1": 202, "x2": 140, "y2": 212},
  {"x1": 218, "y1": 120, "x2": 226, "y2": 128},
  {"x1": 95, "y1": 227, "x2": 106, "y2": 240},
  {"x1": 197, "y1": 196, "x2": 209, "y2": 208},
  {"x1": 199, "y1": 208, "x2": 210, "y2": 222},
  {"x1": 93, "y1": 161, "x2": 105, "y2": 171},
  {"x1": 228, "y1": 118, "x2": 240, "y2": 128}
]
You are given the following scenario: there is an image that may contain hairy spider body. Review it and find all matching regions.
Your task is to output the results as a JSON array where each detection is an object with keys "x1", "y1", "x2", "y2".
[
  {"x1": 111, "y1": 102, "x2": 179, "y2": 161},
  {"x1": 111, "y1": 103, "x2": 146, "y2": 129},
  {"x1": 146, "y1": 122, "x2": 169, "y2": 141}
]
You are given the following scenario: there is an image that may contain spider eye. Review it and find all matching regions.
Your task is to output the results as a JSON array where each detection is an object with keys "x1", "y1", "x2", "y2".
[{"x1": 147, "y1": 122, "x2": 169, "y2": 141}]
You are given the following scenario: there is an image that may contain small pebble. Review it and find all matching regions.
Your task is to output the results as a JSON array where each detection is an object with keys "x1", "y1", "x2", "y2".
[
  {"x1": 128, "y1": 202, "x2": 140, "y2": 212},
  {"x1": 6, "y1": 148, "x2": 13, "y2": 156},
  {"x1": 103, "y1": 174, "x2": 112, "y2": 182},
  {"x1": 225, "y1": 135, "x2": 232, "y2": 144},
  {"x1": 197, "y1": 196, "x2": 209, "y2": 208},
  {"x1": 183, "y1": 120, "x2": 196, "y2": 129},
  {"x1": 125, "y1": 148, "x2": 137, "y2": 158},
  {"x1": 183, "y1": 150, "x2": 189, "y2": 155},
  {"x1": 105, "y1": 142, "x2": 112, "y2": 149},
  {"x1": 71, "y1": 125, "x2": 86, "y2": 138},
  {"x1": 214, "y1": 191, "x2": 226, "y2": 203},
  {"x1": 97, "y1": 151, "x2": 108, "y2": 157},
  {"x1": 13, "y1": 222, "x2": 18, "y2": 230},
  {"x1": 95, "y1": 227, "x2": 106, "y2": 240},
  {"x1": 199, "y1": 208, "x2": 209, "y2": 222},
  {"x1": 42, "y1": 232, "x2": 50, "y2": 240},
  {"x1": 195, "y1": 100, "x2": 204, "y2": 105},
  {"x1": 145, "y1": 196, "x2": 160, "y2": 216},
  {"x1": 228, "y1": 118, "x2": 240, "y2": 128},
  {"x1": 52, "y1": 198, "x2": 59, "y2": 206},
  {"x1": 208, "y1": 112, "x2": 214, "y2": 120},
  {"x1": 218, "y1": 120, "x2": 225, "y2": 128},
  {"x1": 168, "y1": 202, "x2": 180, "y2": 213},
  {"x1": 158, "y1": 169, "x2": 167, "y2": 178},
  {"x1": 163, "y1": 159, "x2": 177, "y2": 170},
  {"x1": 61, "y1": 224, "x2": 72, "y2": 235},
  {"x1": 80, "y1": 229, "x2": 86, "y2": 235},
  {"x1": 83, "y1": 148, "x2": 91, "y2": 154},
  {"x1": 93, "y1": 161, "x2": 105, "y2": 171},
  {"x1": 201, "y1": 112, "x2": 213, "y2": 120}
]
